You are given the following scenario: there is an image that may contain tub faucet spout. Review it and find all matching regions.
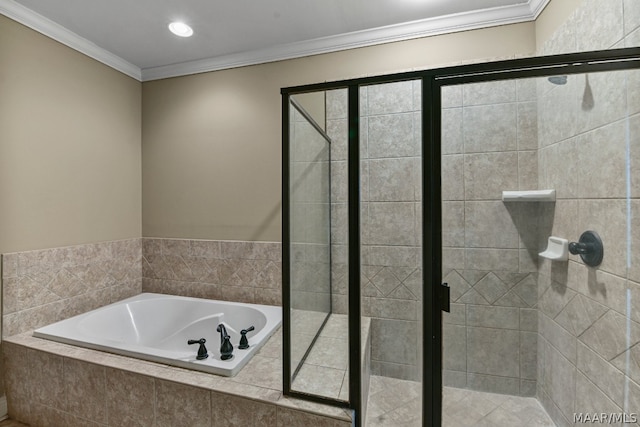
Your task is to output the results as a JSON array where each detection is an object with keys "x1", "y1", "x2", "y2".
[{"x1": 216, "y1": 324, "x2": 234, "y2": 360}]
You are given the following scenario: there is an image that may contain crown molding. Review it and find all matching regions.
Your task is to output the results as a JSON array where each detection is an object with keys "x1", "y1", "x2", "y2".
[
  {"x1": 2, "y1": 0, "x2": 549, "y2": 82},
  {"x1": 529, "y1": 0, "x2": 552, "y2": 18},
  {"x1": 142, "y1": 0, "x2": 549, "y2": 81},
  {"x1": 0, "y1": 0, "x2": 142, "y2": 80}
]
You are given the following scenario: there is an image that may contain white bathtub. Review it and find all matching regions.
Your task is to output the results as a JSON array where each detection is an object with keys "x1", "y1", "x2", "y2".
[{"x1": 33, "y1": 293, "x2": 282, "y2": 377}]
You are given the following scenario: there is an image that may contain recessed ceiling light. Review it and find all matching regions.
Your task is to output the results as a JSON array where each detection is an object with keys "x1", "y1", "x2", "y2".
[{"x1": 168, "y1": 22, "x2": 193, "y2": 37}]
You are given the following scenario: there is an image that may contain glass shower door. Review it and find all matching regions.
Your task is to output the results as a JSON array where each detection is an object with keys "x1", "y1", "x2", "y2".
[{"x1": 440, "y1": 66, "x2": 640, "y2": 426}]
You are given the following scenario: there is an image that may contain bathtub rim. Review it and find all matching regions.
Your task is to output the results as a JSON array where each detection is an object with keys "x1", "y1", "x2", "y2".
[{"x1": 32, "y1": 292, "x2": 282, "y2": 377}]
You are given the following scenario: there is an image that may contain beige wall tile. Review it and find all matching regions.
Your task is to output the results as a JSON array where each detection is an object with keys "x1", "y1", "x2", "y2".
[
  {"x1": 211, "y1": 392, "x2": 277, "y2": 426},
  {"x1": 520, "y1": 331, "x2": 537, "y2": 380},
  {"x1": 574, "y1": 372, "x2": 621, "y2": 418},
  {"x1": 538, "y1": 82, "x2": 579, "y2": 146},
  {"x1": 1, "y1": 253, "x2": 18, "y2": 279},
  {"x1": 367, "y1": 81, "x2": 415, "y2": 115},
  {"x1": 463, "y1": 80, "x2": 517, "y2": 106},
  {"x1": 370, "y1": 318, "x2": 417, "y2": 366},
  {"x1": 540, "y1": 139, "x2": 579, "y2": 199},
  {"x1": 365, "y1": 203, "x2": 416, "y2": 246},
  {"x1": 518, "y1": 150, "x2": 538, "y2": 190},
  {"x1": 3, "y1": 342, "x2": 31, "y2": 420},
  {"x1": 540, "y1": 313, "x2": 577, "y2": 364},
  {"x1": 326, "y1": 89, "x2": 348, "y2": 120},
  {"x1": 464, "y1": 202, "x2": 519, "y2": 249},
  {"x1": 630, "y1": 115, "x2": 640, "y2": 201},
  {"x1": 276, "y1": 407, "x2": 350, "y2": 427},
  {"x1": 625, "y1": 0, "x2": 640, "y2": 35},
  {"x1": 368, "y1": 114, "x2": 416, "y2": 159},
  {"x1": 443, "y1": 324, "x2": 466, "y2": 372},
  {"x1": 464, "y1": 152, "x2": 518, "y2": 200},
  {"x1": 517, "y1": 78, "x2": 538, "y2": 102},
  {"x1": 442, "y1": 155, "x2": 464, "y2": 201},
  {"x1": 577, "y1": 121, "x2": 628, "y2": 199},
  {"x1": 466, "y1": 373, "x2": 520, "y2": 395},
  {"x1": 576, "y1": 342, "x2": 624, "y2": 407},
  {"x1": 575, "y1": 0, "x2": 624, "y2": 51},
  {"x1": 155, "y1": 380, "x2": 211, "y2": 427},
  {"x1": 3, "y1": 239, "x2": 143, "y2": 336},
  {"x1": 442, "y1": 108, "x2": 463, "y2": 155},
  {"x1": 543, "y1": 341, "x2": 576, "y2": 422},
  {"x1": 467, "y1": 327, "x2": 519, "y2": 377},
  {"x1": 64, "y1": 359, "x2": 106, "y2": 424},
  {"x1": 467, "y1": 305, "x2": 519, "y2": 329},
  {"x1": 578, "y1": 200, "x2": 627, "y2": 277},
  {"x1": 463, "y1": 104, "x2": 517, "y2": 153},
  {"x1": 465, "y1": 248, "x2": 519, "y2": 272},
  {"x1": 29, "y1": 404, "x2": 68, "y2": 427},
  {"x1": 578, "y1": 72, "x2": 628, "y2": 133},
  {"x1": 368, "y1": 158, "x2": 416, "y2": 202},
  {"x1": 28, "y1": 350, "x2": 65, "y2": 410},
  {"x1": 580, "y1": 309, "x2": 640, "y2": 362},
  {"x1": 105, "y1": 369, "x2": 155, "y2": 427},
  {"x1": 442, "y1": 85, "x2": 463, "y2": 109}
]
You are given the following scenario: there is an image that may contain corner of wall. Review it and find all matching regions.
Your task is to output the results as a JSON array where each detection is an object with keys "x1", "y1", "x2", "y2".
[{"x1": 534, "y1": 0, "x2": 584, "y2": 52}]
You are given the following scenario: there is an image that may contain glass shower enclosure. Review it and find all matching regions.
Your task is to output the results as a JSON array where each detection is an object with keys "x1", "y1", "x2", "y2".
[
  {"x1": 283, "y1": 80, "x2": 426, "y2": 425},
  {"x1": 285, "y1": 93, "x2": 350, "y2": 400},
  {"x1": 282, "y1": 47, "x2": 640, "y2": 426}
]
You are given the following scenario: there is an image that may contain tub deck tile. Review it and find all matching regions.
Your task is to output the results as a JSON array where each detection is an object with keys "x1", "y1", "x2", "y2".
[{"x1": 3, "y1": 329, "x2": 353, "y2": 427}]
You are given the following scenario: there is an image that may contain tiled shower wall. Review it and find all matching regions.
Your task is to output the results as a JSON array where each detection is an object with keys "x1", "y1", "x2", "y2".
[
  {"x1": 327, "y1": 83, "x2": 424, "y2": 381},
  {"x1": 359, "y1": 82, "x2": 424, "y2": 381},
  {"x1": 1, "y1": 239, "x2": 142, "y2": 337},
  {"x1": 326, "y1": 89, "x2": 349, "y2": 316},
  {"x1": 535, "y1": 0, "x2": 640, "y2": 425},
  {"x1": 441, "y1": 78, "x2": 541, "y2": 396},
  {"x1": 288, "y1": 105, "x2": 332, "y2": 314}
]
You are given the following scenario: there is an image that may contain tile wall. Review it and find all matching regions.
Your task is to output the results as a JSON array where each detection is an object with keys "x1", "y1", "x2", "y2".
[
  {"x1": 1, "y1": 239, "x2": 142, "y2": 337},
  {"x1": 288, "y1": 104, "x2": 332, "y2": 314},
  {"x1": 3, "y1": 330, "x2": 352, "y2": 427},
  {"x1": 441, "y1": 78, "x2": 541, "y2": 396},
  {"x1": 325, "y1": 89, "x2": 349, "y2": 316},
  {"x1": 327, "y1": 82, "x2": 424, "y2": 381},
  {"x1": 535, "y1": 0, "x2": 640, "y2": 425},
  {"x1": 1, "y1": 238, "x2": 281, "y2": 339},
  {"x1": 142, "y1": 238, "x2": 282, "y2": 306}
]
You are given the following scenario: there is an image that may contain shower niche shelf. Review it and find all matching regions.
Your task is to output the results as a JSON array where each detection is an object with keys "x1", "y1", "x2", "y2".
[{"x1": 502, "y1": 189, "x2": 556, "y2": 202}]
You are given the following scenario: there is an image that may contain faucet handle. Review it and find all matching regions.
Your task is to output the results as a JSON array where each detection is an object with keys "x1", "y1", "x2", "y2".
[
  {"x1": 187, "y1": 338, "x2": 209, "y2": 360},
  {"x1": 238, "y1": 326, "x2": 255, "y2": 349}
]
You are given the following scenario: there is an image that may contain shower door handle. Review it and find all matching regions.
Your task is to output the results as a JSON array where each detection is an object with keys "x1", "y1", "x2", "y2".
[{"x1": 440, "y1": 283, "x2": 450, "y2": 313}]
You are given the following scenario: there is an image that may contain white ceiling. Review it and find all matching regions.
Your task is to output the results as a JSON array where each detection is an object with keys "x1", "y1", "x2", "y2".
[{"x1": 1, "y1": 0, "x2": 549, "y2": 81}]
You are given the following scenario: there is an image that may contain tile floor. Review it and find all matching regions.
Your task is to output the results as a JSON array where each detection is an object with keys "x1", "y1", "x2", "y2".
[
  {"x1": 366, "y1": 375, "x2": 556, "y2": 427},
  {"x1": 291, "y1": 313, "x2": 350, "y2": 400}
]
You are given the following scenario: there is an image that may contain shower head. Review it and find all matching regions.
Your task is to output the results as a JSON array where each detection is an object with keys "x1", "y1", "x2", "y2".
[{"x1": 548, "y1": 75, "x2": 568, "y2": 85}]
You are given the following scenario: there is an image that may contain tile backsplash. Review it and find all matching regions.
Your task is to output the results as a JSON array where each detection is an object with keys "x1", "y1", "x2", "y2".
[
  {"x1": 1, "y1": 238, "x2": 281, "y2": 338},
  {"x1": 2, "y1": 239, "x2": 142, "y2": 337},
  {"x1": 142, "y1": 238, "x2": 281, "y2": 306}
]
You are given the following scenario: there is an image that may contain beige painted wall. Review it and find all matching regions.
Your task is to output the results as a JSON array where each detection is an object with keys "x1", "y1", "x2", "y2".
[
  {"x1": 142, "y1": 22, "x2": 536, "y2": 242},
  {"x1": 0, "y1": 16, "x2": 142, "y2": 254}
]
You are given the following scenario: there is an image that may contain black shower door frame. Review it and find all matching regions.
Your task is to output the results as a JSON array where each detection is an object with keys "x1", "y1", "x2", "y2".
[{"x1": 281, "y1": 46, "x2": 640, "y2": 426}]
